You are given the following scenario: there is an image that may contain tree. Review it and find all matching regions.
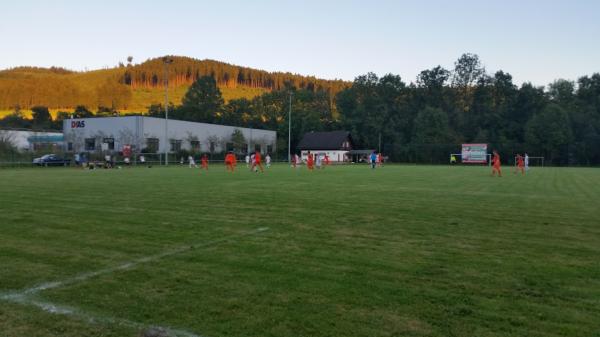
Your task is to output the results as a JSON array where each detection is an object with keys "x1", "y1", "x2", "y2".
[
  {"x1": 548, "y1": 79, "x2": 575, "y2": 107},
  {"x1": 0, "y1": 130, "x2": 18, "y2": 154},
  {"x1": 451, "y1": 53, "x2": 487, "y2": 133},
  {"x1": 452, "y1": 53, "x2": 486, "y2": 89},
  {"x1": 179, "y1": 76, "x2": 224, "y2": 123},
  {"x1": 412, "y1": 106, "x2": 452, "y2": 144},
  {"x1": 525, "y1": 104, "x2": 573, "y2": 164},
  {"x1": 31, "y1": 106, "x2": 52, "y2": 129},
  {"x1": 221, "y1": 98, "x2": 250, "y2": 126},
  {"x1": 73, "y1": 105, "x2": 94, "y2": 118},
  {"x1": 411, "y1": 106, "x2": 453, "y2": 162},
  {"x1": 230, "y1": 129, "x2": 247, "y2": 154}
]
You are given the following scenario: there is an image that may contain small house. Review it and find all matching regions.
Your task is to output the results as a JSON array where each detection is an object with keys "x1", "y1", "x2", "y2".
[{"x1": 297, "y1": 131, "x2": 353, "y2": 162}]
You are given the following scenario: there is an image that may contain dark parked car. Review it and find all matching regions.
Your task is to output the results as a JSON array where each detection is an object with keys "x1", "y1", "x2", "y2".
[{"x1": 33, "y1": 154, "x2": 71, "y2": 167}]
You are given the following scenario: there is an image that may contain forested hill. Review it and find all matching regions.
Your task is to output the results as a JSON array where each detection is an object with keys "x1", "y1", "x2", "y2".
[{"x1": 0, "y1": 56, "x2": 349, "y2": 112}]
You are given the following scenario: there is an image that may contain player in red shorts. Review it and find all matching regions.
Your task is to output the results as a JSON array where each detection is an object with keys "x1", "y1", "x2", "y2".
[
  {"x1": 306, "y1": 151, "x2": 314, "y2": 171},
  {"x1": 225, "y1": 152, "x2": 236, "y2": 172},
  {"x1": 251, "y1": 151, "x2": 264, "y2": 173},
  {"x1": 201, "y1": 154, "x2": 209, "y2": 171},
  {"x1": 514, "y1": 153, "x2": 525, "y2": 175},
  {"x1": 491, "y1": 150, "x2": 502, "y2": 177}
]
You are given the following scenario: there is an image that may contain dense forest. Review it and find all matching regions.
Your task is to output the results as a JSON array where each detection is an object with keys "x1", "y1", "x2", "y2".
[
  {"x1": 0, "y1": 56, "x2": 348, "y2": 111},
  {"x1": 1, "y1": 53, "x2": 599, "y2": 165},
  {"x1": 122, "y1": 56, "x2": 348, "y2": 93}
]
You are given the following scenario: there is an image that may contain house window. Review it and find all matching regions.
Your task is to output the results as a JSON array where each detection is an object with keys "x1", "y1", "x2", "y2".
[
  {"x1": 267, "y1": 145, "x2": 273, "y2": 154},
  {"x1": 226, "y1": 142, "x2": 234, "y2": 152},
  {"x1": 146, "y1": 138, "x2": 159, "y2": 153},
  {"x1": 170, "y1": 139, "x2": 182, "y2": 152},
  {"x1": 85, "y1": 138, "x2": 95, "y2": 151},
  {"x1": 254, "y1": 144, "x2": 261, "y2": 153},
  {"x1": 103, "y1": 138, "x2": 115, "y2": 150},
  {"x1": 190, "y1": 140, "x2": 200, "y2": 152},
  {"x1": 67, "y1": 142, "x2": 73, "y2": 151}
]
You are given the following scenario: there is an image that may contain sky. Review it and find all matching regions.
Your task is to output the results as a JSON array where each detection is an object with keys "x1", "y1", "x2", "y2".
[{"x1": 1, "y1": 0, "x2": 599, "y2": 86}]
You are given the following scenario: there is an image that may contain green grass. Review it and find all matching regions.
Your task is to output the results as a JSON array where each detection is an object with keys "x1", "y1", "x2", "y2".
[{"x1": 1, "y1": 165, "x2": 599, "y2": 337}]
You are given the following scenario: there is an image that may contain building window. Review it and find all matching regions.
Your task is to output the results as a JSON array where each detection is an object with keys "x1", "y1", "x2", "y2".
[
  {"x1": 170, "y1": 139, "x2": 182, "y2": 152},
  {"x1": 103, "y1": 138, "x2": 115, "y2": 150},
  {"x1": 85, "y1": 138, "x2": 95, "y2": 151},
  {"x1": 209, "y1": 141, "x2": 215, "y2": 153},
  {"x1": 190, "y1": 140, "x2": 200, "y2": 152},
  {"x1": 67, "y1": 142, "x2": 73, "y2": 151},
  {"x1": 267, "y1": 145, "x2": 273, "y2": 154},
  {"x1": 226, "y1": 142, "x2": 234, "y2": 152},
  {"x1": 254, "y1": 144, "x2": 261, "y2": 153},
  {"x1": 145, "y1": 138, "x2": 159, "y2": 153}
]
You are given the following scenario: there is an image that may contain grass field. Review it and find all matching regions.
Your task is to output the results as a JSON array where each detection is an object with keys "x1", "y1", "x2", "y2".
[{"x1": 1, "y1": 164, "x2": 599, "y2": 337}]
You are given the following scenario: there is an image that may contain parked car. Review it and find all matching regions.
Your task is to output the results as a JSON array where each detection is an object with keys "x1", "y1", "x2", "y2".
[{"x1": 33, "y1": 154, "x2": 71, "y2": 167}]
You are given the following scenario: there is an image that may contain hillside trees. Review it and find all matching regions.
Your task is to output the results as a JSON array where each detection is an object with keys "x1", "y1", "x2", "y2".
[{"x1": 178, "y1": 76, "x2": 224, "y2": 123}]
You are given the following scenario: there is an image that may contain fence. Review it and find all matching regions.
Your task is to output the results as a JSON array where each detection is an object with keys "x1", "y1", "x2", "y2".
[
  {"x1": 0, "y1": 151, "x2": 282, "y2": 168},
  {"x1": 381, "y1": 142, "x2": 600, "y2": 166},
  {"x1": 2, "y1": 143, "x2": 599, "y2": 168}
]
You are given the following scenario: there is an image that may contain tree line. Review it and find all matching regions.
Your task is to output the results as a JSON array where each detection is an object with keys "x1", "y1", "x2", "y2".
[
  {"x1": 144, "y1": 53, "x2": 600, "y2": 165},
  {"x1": 122, "y1": 56, "x2": 348, "y2": 93},
  {"x1": 0, "y1": 56, "x2": 347, "y2": 110},
  {"x1": 2, "y1": 53, "x2": 599, "y2": 165}
]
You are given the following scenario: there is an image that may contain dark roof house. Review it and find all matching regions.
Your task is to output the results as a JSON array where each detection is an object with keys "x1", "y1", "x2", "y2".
[{"x1": 297, "y1": 131, "x2": 353, "y2": 151}]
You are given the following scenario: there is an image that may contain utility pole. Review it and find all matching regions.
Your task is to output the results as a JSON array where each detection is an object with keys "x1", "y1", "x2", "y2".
[
  {"x1": 163, "y1": 56, "x2": 173, "y2": 165},
  {"x1": 288, "y1": 91, "x2": 293, "y2": 163}
]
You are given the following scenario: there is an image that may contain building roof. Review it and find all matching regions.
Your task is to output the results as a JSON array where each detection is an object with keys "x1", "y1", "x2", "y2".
[{"x1": 297, "y1": 131, "x2": 352, "y2": 150}]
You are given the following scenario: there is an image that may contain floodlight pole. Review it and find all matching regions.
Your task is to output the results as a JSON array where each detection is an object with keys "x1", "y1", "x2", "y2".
[
  {"x1": 163, "y1": 57, "x2": 173, "y2": 165},
  {"x1": 288, "y1": 91, "x2": 293, "y2": 163}
]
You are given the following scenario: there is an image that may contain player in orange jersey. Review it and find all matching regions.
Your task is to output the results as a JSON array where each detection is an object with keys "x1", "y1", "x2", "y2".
[
  {"x1": 225, "y1": 152, "x2": 236, "y2": 172},
  {"x1": 251, "y1": 151, "x2": 264, "y2": 173},
  {"x1": 201, "y1": 154, "x2": 209, "y2": 171},
  {"x1": 491, "y1": 150, "x2": 502, "y2": 177},
  {"x1": 306, "y1": 151, "x2": 314, "y2": 171},
  {"x1": 514, "y1": 153, "x2": 525, "y2": 175}
]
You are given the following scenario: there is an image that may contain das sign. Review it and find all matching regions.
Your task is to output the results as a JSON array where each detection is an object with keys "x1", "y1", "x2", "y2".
[{"x1": 71, "y1": 121, "x2": 86, "y2": 128}]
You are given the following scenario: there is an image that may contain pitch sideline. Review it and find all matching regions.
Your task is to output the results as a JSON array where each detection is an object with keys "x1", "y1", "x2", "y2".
[{"x1": 0, "y1": 227, "x2": 270, "y2": 337}]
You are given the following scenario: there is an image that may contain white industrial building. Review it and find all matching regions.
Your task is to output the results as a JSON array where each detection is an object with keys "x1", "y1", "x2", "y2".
[{"x1": 62, "y1": 116, "x2": 276, "y2": 154}]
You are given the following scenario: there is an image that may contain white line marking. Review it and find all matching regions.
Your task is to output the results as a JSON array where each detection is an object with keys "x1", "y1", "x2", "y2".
[
  {"x1": 5, "y1": 294, "x2": 202, "y2": 337},
  {"x1": 0, "y1": 227, "x2": 270, "y2": 337},
  {"x1": 13, "y1": 227, "x2": 269, "y2": 296}
]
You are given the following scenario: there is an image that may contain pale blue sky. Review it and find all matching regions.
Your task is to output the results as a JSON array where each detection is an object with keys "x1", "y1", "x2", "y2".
[{"x1": 1, "y1": 0, "x2": 599, "y2": 86}]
